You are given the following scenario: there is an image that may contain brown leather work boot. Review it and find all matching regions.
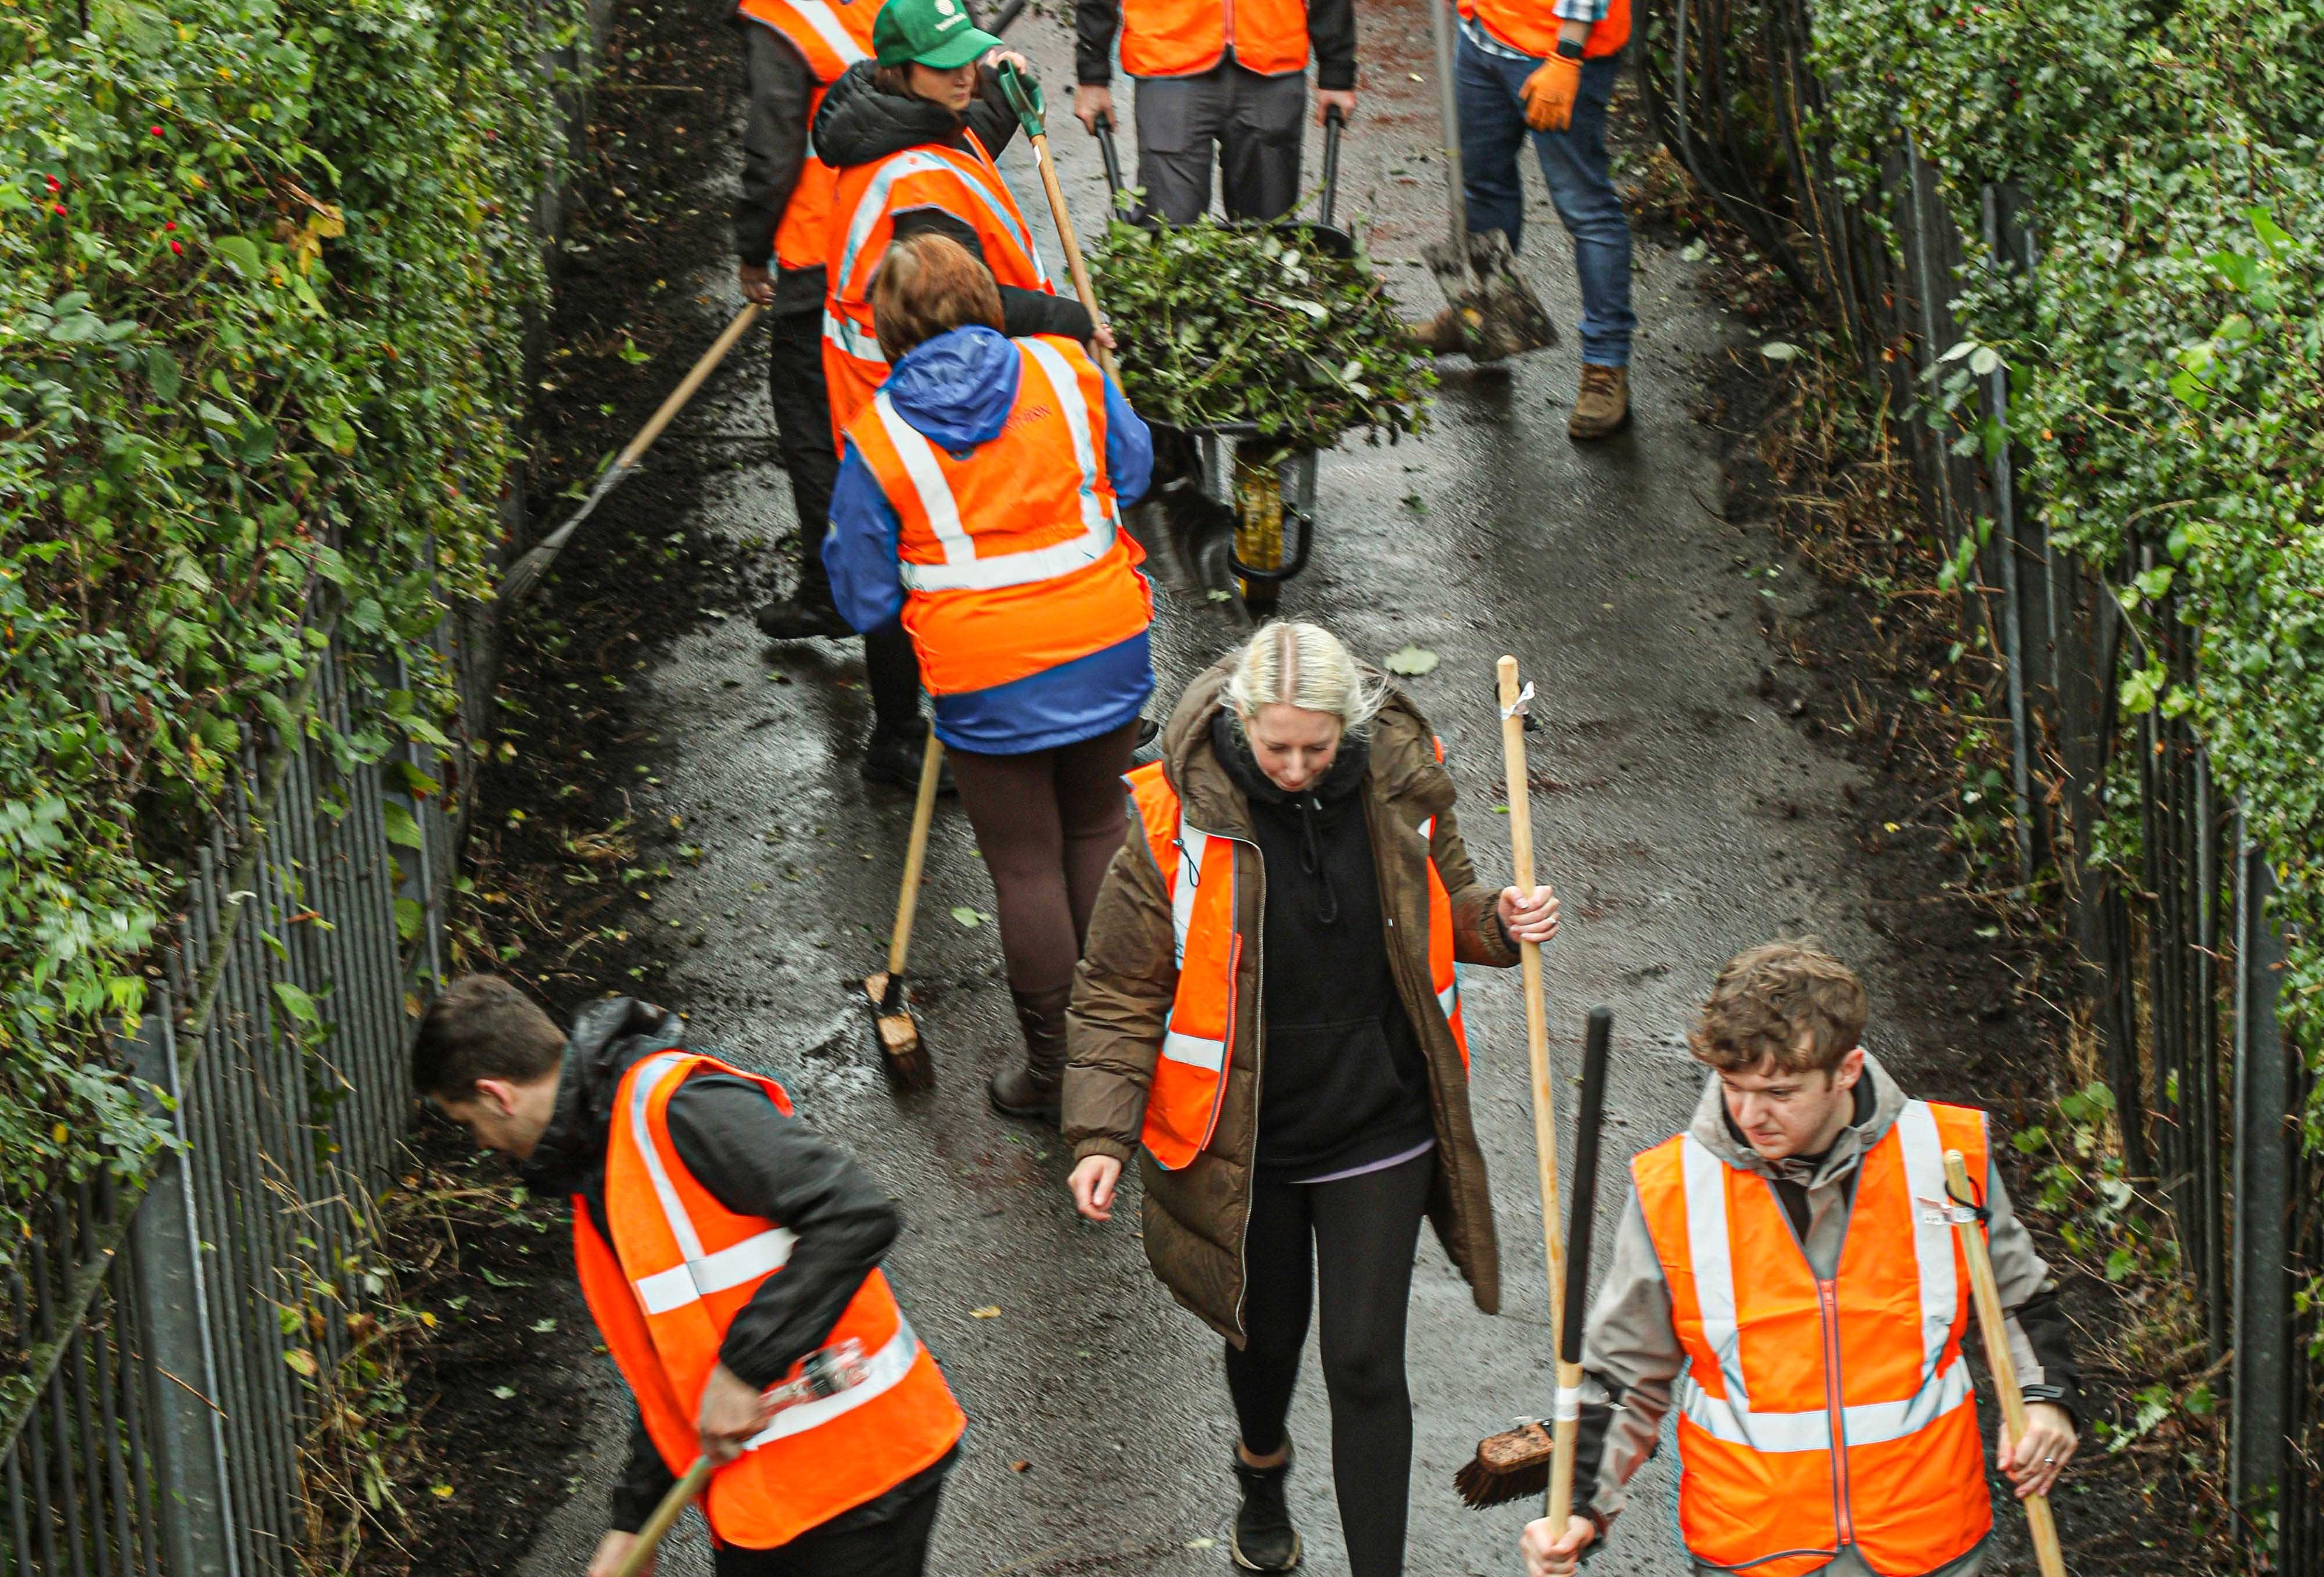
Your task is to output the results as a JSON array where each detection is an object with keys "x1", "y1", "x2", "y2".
[
  {"x1": 988, "y1": 986, "x2": 1070, "y2": 1124},
  {"x1": 1409, "y1": 307, "x2": 1469, "y2": 356},
  {"x1": 1568, "y1": 363, "x2": 1631, "y2": 440}
]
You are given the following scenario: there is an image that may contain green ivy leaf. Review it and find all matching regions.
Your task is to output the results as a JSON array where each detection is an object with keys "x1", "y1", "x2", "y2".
[{"x1": 382, "y1": 802, "x2": 426, "y2": 851}]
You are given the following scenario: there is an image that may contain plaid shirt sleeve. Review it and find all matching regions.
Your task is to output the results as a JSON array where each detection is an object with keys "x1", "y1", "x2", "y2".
[{"x1": 1553, "y1": 0, "x2": 1609, "y2": 26}]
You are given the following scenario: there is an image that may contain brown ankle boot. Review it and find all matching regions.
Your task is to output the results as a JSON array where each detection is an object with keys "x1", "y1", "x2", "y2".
[
  {"x1": 1568, "y1": 363, "x2": 1631, "y2": 439},
  {"x1": 988, "y1": 986, "x2": 1070, "y2": 1124}
]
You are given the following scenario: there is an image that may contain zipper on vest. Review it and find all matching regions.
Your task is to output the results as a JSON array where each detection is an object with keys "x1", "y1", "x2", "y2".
[{"x1": 1818, "y1": 1277, "x2": 1855, "y2": 1546}]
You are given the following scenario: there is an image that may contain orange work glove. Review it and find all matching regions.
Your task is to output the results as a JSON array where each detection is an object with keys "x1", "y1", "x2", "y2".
[{"x1": 1521, "y1": 53, "x2": 1582, "y2": 131}]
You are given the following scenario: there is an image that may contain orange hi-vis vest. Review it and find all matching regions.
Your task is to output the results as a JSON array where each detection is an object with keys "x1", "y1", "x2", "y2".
[
  {"x1": 1631, "y1": 1098, "x2": 1994, "y2": 1577},
  {"x1": 1457, "y1": 0, "x2": 1631, "y2": 60},
  {"x1": 736, "y1": 0, "x2": 878, "y2": 273},
  {"x1": 1122, "y1": 760, "x2": 1469, "y2": 1171},
  {"x1": 822, "y1": 135, "x2": 1054, "y2": 442},
  {"x1": 1118, "y1": 0, "x2": 1308, "y2": 80},
  {"x1": 844, "y1": 334, "x2": 1153, "y2": 697},
  {"x1": 571, "y1": 1051, "x2": 965, "y2": 1549}
]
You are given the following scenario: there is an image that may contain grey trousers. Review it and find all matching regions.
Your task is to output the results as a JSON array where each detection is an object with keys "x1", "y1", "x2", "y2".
[{"x1": 1132, "y1": 62, "x2": 1306, "y2": 224}]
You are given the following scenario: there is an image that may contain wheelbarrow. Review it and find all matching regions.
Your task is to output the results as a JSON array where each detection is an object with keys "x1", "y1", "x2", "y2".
[{"x1": 1093, "y1": 107, "x2": 1350, "y2": 614}]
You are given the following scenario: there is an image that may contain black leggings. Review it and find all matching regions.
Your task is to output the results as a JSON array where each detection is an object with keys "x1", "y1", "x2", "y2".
[{"x1": 1225, "y1": 1147, "x2": 1434, "y2": 1577}]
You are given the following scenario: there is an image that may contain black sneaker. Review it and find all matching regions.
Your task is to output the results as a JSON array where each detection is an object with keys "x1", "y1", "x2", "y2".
[
  {"x1": 860, "y1": 725, "x2": 956, "y2": 795},
  {"x1": 1230, "y1": 1443, "x2": 1300, "y2": 1572},
  {"x1": 755, "y1": 597, "x2": 853, "y2": 641}
]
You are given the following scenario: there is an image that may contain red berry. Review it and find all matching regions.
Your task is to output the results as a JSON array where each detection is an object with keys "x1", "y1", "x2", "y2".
[
  {"x1": 44, "y1": 175, "x2": 58, "y2": 189},
  {"x1": 52, "y1": 203, "x2": 66, "y2": 215},
  {"x1": 150, "y1": 124, "x2": 164, "y2": 135},
  {"x1": 170, "y1": 240, "x2": 184, "y2": 253},
  {"x1": 164, "y1": 220, "x2": 177, "y2": 231}
]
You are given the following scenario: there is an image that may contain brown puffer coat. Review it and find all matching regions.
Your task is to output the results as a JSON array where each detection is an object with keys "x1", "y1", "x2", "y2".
[{"x1": 1062, "y1": 661, "x2": 1518, "y2": 1343}]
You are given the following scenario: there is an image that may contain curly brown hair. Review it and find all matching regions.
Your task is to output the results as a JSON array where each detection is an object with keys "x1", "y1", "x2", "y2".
[
  {"x1": 871, "y1": 231, "x2": 1005, "y2": 361},
  {"x1": 1688, "y1": 938, "x2": 1867, "y2": 1076}
]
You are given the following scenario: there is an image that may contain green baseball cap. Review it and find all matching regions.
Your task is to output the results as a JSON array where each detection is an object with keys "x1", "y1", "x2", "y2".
[{"x1": 873, "y1": 0, "x2": 1002, "y2": 69}]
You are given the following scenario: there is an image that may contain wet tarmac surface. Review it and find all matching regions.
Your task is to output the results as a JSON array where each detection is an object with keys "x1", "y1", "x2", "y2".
[{"x1": 509, "y1": 8, "x2": 1910, "y2": 1574}]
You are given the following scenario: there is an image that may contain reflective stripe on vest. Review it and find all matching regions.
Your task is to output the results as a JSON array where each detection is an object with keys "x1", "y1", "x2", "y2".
[
  {"x1": 1416, "y1": 814, "x2": 1467, "y2": 1064},
  {"x1": 873, "y1": 340, "x2": 1116, "y2": 594},
  {"x1": 833, "y1": 145, "x2": 1049, "y2": 304},
  {"x1": 576, "y1": 1049, "x2": 966, "y2": 1548},
  {"x1": 1635, "y1": 1095, "x2": 1992, "y2": 1577},
  {"x1": 738, "y1": 0, "x2": 871, "y2": 76}
]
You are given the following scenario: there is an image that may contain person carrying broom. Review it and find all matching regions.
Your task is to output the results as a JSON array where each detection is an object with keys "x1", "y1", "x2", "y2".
[
  {"x1": 824, "y1": 233, "x2": 1157, "y2": 1123},
  {"x1": 1063, "y1": 621, "x2": 1559, "y2": 1575},
  {"x1": 413, "y1": 979, "x2": 965, "y2": 1577},
  {"x1": 1520, "y1": 940, "x2": 2083, "y2": 1577}
]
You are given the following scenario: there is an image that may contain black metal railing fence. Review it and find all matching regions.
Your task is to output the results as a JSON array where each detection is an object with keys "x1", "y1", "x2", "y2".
[{"x1": 1628, "y1": 0, "x2": 2316, "y2": 1561}]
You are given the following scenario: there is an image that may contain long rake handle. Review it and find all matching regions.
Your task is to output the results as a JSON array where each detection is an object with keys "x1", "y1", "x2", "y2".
[
  {"x1": 885, "y1": 730, "x2": 945, "y2": 978},
  {"x1": 1496, "y1": 656, "x2": 1565, "y2": 1346},
  {"x1": 618, "y1": 304, "x2": 765, "y2": 472},
  {"x1": 1026, "y1": 130, "x2": 1121, "y2": 384},
  {"x1": 1944, "y1": 1150, "x2": 2069, "y2": 1577},
  {"x1": 1429, "y1": 0, "x2": 1471, "y2": 260},
  {"x1": 611, "y1": 1457, "x2": 714, "y2": 1577}
]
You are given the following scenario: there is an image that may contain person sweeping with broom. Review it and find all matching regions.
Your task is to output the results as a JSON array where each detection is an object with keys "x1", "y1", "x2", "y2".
[
  {"x1": 1062, "y1": 621, "x2": 1559, "y2": 1575},
  {"x1": 411, "y1": 979, "x2": 966, "y2": 1577},
  {"x1": 825, "y1": 233, "x2": 1156, "y2": 1123},
  {"x1": 1519, "y1": 940, "x2": 2083, "y2": 1577}
]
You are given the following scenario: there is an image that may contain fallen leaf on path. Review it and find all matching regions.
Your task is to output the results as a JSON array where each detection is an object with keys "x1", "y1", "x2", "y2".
[
  {"x1": 970, "y1": 1306, "x2": 1002, "y2": 1319},
  {"x1": 532, "y1": 1318, "x2": 557, "y2": 1332},
  {"x1": 951, "y1": 906, "x2": 983, "y2": 928},
  {"x1": 1384, "y1": 644, "x2": 1439, "y2": 676},
  {"x1": 1759, "y1": 341, "x2": 1803, "y2": 361},
  {"x1": 1187, "y1": 1538, "x2": 1217, "y2": 1550},
  {"x1": 1009, "y1": 1460, "x2": 1032, "y2": 1473}
]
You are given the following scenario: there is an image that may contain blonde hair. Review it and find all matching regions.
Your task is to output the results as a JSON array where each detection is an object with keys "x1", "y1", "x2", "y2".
[{"x1": 1223, "y1": 621, "x2": 1387, "y2": 736}]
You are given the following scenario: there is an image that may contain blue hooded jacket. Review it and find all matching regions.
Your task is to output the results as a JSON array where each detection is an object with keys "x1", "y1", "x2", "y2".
[{"x1": 825, "y1": 325, "x2": 1156, "y2": 755}]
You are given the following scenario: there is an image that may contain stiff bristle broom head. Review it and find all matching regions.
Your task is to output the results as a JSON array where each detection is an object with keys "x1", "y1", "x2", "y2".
[{"x1": 1452, "y1": 1421, "x2": 1554, "y2": 1508}]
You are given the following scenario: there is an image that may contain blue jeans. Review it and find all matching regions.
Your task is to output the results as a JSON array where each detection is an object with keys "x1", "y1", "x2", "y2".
[{"x1": 1455, "y1": 31, "x2": 1636, "y2": 367}]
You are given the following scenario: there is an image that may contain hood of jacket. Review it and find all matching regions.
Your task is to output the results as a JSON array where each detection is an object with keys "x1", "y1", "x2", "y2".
[
  {"x1": 883, "y1": 325, "x2": 1022, "y2": 448},
  {"x1": 813, "y1": 60, "x2": 966, "y2": 168},
  {"x1": 1682, "y1": 1046, "x2": 1911, "y2": 1188},
  {"x1": 1156, "y1": 658, "x2": 1457, "y2": 835},
  {"x1": 521, "y1": 997, "x2": 688, "y2": 1196}
]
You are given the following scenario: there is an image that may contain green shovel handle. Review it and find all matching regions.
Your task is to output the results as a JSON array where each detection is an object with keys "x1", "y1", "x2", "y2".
[{"x1": 996, "y1": 60, "x2": 1046, "y2": 141}]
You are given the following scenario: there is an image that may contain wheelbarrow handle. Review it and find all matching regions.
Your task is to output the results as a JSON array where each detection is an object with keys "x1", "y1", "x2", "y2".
[
  {"x1": 1094, "y1": 112, "x2": 1129, "y2": 213},
  {"x1": 1321, "y1": 104, "x2": 1344, "y2": 230}
]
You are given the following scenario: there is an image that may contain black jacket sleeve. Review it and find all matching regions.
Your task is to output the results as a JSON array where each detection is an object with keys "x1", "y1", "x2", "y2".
[
  {"x1": 1076, "y1": 0, "x2": 1120, "y2": 85},
  {"x1": 734, "y1": 24, "x2": 819, "y2": 266},
  {"x1": 662, "y1": 1074, "x2": 901, "y2": 1388},
  {"x1": 889, "y1": 209, "x2": 1098, "y2": 343},
  {"x1": 609, "y1": 1407, "x2": 677, "y2": 1533},
  {"x1": 1309, "y1": 0, "x2": 1355, "y2": 91},
  {"x1": 2011, "y1": 1286, "x2": 2088, "y2": 1427}
]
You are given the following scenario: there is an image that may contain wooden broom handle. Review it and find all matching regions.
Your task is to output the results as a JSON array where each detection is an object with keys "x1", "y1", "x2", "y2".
[
  {"x1": 885, "y1": 730, "x2": 945, "y2": 977},
  {"x1": 611, "y1": 1457, "x2": 714, "y2": 1577},
  {"x1": 617, "y1": 306, "x2": 763, "y2": 471},
  {"x1": 1027, "y1": 132, "x2": 1121, "y2": 384},
  {"x1": 1497, "y1": 655, "x2": 1565, "y2": 1343},
  {"x1": 1944, "y1": 1149, "x2": 2068, "y2": 1577}
]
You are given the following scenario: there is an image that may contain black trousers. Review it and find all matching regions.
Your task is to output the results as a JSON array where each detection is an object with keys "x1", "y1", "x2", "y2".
[
  {"x1": 1224, "y1": 1146, "x2": 1434, "y2": 1577},
  {"x1": 765, "y1": 304, "x2": 920, "y2": 736},
  {"x1": 711, "y1": 1473, "x2": 945, "y2": 1577}
]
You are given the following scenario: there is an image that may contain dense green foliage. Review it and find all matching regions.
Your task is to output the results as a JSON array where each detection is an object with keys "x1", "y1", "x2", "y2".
[
  {"x1": 0, "y1": 0, "x2": 574, "y2": 1255},
  {"x1": 1089, "y1": 218, "x2": 1435, "y2": 449},
  {"x1": 1807, "y1": 0, "x2": 2324, "y2": 1126}
]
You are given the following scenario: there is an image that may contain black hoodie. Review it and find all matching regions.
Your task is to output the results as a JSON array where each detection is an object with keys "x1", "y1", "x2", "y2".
[
  {"x1": 811, "y1": 61, "x2": 1096, "y2": 345},
  {"x1": 523, "y1": 998, "x2": 951, "y2": 1533}
]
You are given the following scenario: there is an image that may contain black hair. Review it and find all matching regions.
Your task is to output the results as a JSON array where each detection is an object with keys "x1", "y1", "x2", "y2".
[{"x1": 410, "y1": 974, "x2": 565, "y2": 1099}]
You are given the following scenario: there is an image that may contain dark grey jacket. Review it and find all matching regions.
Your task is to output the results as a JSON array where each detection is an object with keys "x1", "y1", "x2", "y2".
[
  {"x1": 523, "y1": 998, "x2": 949, "y2": 1534},
  {"x1": 731, "y1": 15, "x2": 827, "y2": 310}
]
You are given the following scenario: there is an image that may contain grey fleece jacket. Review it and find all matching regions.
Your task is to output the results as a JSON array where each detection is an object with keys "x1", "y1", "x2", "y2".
[{"x1": 1572, "y1": 1053, "x2": 2082, "y2": 1577}]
